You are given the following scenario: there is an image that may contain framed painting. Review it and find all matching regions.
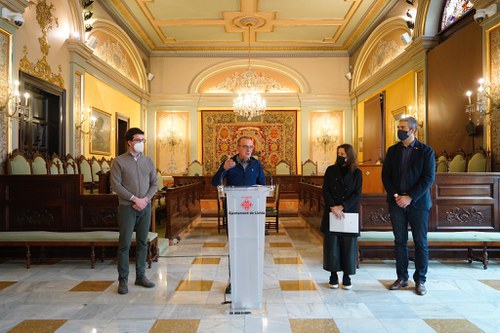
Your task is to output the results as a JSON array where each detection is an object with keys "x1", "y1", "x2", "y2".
[{"x1": 90, "y1": 107, "x2": 111, "y2": 155}]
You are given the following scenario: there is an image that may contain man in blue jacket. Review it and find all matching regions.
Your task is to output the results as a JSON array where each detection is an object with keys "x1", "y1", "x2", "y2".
[
  {"x1": 211, "y1": 136, "x2": 266, "y2": 187},
  {"x1": 211, "y1": 136, "x2": 267, "y2": 294},
  {"x1": 382, "y1": 116, "x2": 435, "y2": 296}
]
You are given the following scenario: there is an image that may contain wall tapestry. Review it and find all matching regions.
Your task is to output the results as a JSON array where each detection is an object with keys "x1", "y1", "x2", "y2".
[{"x1": 201, "y1": 110, "x2": 298, "y2": 175}]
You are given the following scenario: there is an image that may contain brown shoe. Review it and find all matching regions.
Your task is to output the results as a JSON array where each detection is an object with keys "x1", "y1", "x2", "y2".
[
  {"x1": 389, "y1": 279, "x2": 408, "y2": 290},
  {"x1": 135, "y1": 275, "x2": 155, "y2": 288},
  {"x1": 416, "y1": 283, "x2": 427, "y2": 296}
]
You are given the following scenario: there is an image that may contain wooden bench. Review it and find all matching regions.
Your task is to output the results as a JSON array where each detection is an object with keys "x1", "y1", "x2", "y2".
[
  {"x1": 0, "y1": 231, "x2": 159, "y2": 269},
  {"x1": 358, "y1": 231, "x2": 500, "y2": 269}
]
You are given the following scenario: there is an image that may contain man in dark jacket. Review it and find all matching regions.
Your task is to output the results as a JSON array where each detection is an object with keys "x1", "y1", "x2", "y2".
[
  {"x1": 382, "y1": 116, "x2": 435, "y2": 296},
  {"x1": 211, "y1": 136, "x2": 266, "y2": 294},
  {"x1": 211, "y1": 136, "x2": 266, "y2": 187}
]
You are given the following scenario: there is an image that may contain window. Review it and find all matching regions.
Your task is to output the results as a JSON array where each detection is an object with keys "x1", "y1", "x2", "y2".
[{"x1": 441, "y1": 0, "x2": 474, "y2": 31}]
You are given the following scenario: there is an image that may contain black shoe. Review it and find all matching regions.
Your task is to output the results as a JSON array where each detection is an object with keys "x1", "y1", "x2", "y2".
[
  {"x1": 416, "y1": 282, "x2": 427, "y2": 296},
  {"x1": 118, "y1": 278, "x2": 128, "y2": 295},
  {"x1": 328, "y1": 273, "x2": 339, "y2": 289},
  {"x1": 135, "y1": 275, "x2": 155, "y2": 288},
  {"x1": 225, "y1": 283, "x2": 231, "y2": 294},
  {"x1": 342, "y1": 275, "x2": 352, "y2": 290},
  {"x1": 389, "y1": 279, "x2": 408, "y2": 290}
]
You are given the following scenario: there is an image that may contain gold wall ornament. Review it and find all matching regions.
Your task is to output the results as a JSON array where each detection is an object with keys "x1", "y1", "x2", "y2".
[
  {"x1": 19, "y1": 0, "x2": 64, "y2": 88},
  {"x1": 19, "y1": 46, "x2": 64, "y2": 88}
]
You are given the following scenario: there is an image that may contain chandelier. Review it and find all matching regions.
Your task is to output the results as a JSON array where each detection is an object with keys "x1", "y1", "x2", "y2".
[{"x1": 233, "y1": 19, "x2": 266, "y2": 120}]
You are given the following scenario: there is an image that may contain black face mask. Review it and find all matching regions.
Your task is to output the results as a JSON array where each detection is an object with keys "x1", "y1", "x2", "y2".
[
  {"x1": 397, "y1": 129, "x2": 409, "y2": 141},
  {"x1": 336, "y1": 156, "x2": 346, "y2": 166}
]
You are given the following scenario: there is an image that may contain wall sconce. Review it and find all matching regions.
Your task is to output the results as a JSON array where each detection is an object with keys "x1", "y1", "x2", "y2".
[
  {"x1": 0, "y1": 80, "x2": 30, "y2": 120},
  {"x1": 316, "y1": 116, "x2": 338, "y2": 153},
  {"x1": 84, "y1": 24, "x2": 92, "y2": 32},
  {"x1": 406, "y1": 0, "x2": 415, "y2": 5},
  {"x1": 158, "y1": 128, "x2": 181, "y2": 148},
  {"x1": 465, "y1": 78, "x2": 499, "y2": 124},
  {"x1": 75, "y1": 107, "x2": 96, "y2": 134}
]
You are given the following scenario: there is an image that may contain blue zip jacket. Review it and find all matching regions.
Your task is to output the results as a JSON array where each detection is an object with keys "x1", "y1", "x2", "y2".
[{"x1": 211, "y1": 155, "x2": 266, "y2": 186}]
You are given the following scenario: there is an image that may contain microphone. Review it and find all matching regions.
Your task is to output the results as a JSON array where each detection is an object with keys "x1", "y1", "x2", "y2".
[{"x1": 264, "y1": 169, "x2": 273, "y2": 186}]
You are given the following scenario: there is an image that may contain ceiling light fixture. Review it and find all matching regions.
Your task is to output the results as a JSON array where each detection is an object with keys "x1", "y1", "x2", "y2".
[{"x1": 233, "y1": 18, "x2": 266, "y2": 120}]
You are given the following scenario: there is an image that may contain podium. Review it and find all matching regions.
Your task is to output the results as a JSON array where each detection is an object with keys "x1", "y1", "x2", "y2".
[{"x1": 220, "y1": 185, "x2": 273, "y2": 313}]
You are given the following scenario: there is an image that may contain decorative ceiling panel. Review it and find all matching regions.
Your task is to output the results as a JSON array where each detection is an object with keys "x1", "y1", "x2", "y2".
[{"x1": 102, "y1": 0, "x2": 402, "y2": 53}]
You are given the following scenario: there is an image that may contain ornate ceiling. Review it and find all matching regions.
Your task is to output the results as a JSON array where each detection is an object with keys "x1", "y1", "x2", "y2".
[{"x1": 101, "y1": 0, "x2": 404, "y2": 55}]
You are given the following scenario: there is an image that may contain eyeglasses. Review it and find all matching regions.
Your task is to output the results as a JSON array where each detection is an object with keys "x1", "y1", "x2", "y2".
[
  {"x1": 132, "y1": 138, "x2": 146, "y2": 143},
  {"x1": 239, "y1": 145, "x2": 254, "y2": 150}
]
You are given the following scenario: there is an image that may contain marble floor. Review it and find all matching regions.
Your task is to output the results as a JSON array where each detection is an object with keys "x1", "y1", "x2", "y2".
[{"x1": 1, "y1": 217, "x2": 500, "y2": 333}]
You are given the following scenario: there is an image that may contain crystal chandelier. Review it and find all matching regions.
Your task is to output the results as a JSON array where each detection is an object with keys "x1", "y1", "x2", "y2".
[{"x1": 233, "y1": 20, "x2": 266, "y2": 120}]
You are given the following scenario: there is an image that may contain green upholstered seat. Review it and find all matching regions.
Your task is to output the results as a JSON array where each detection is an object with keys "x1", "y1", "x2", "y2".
[
  {"x1": 302, "y1": 159, "x2": 318, "y2": 176},
  {"x1": 436, "y1": 155, "x2": 447, "y2": 172},
  {"x1": 467, "y1": 152, "x2": 486, "y2": 172},
  {"x1": 449, "y1": 154, "x2": 466, "y2": 172},
  {"x1": 8, "y1": 153, "x2": 31, "y2": 175},
  {"x1": 32, "y1": 155, "x2": 48, "y2": 175}
]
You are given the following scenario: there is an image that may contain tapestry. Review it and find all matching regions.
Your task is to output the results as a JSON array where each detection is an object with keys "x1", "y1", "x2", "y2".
[{"x1": 201, "y1": 110, "x2": 298, "y2": 175}]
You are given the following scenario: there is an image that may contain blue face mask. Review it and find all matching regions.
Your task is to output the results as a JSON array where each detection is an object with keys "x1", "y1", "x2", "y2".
[{"x1": 397, "y1": 129, "x2": 409, "y2": 141}]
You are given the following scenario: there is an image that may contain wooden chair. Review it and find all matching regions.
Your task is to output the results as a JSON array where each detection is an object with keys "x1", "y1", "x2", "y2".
[
  {"x1": 449, "y1": 150, "x2": 466, "y2": 172},
  {"x1": 217, "y1": 188, "x2": 227, "y2": 234},
  {"x1": 265, "y1": 184, "x2": 280, "y2": 233},
  {"x1": 90, "y1": 156, "x2": 102, "y2": 182},
  {"x1": 467, "y1": 149, "x2": 487, "y2": 172},
  {"x1": 187, "y1": 160, "x2": 203, "y2": 176},
  {"x1": 436, "y1": 153, "x2": 448, "y2": 173},
  {"x1": 100, "y1": 158, "x2": 111, "y2": 173},
  {"x1": 275, "y1": 160, "x2": 291, "y2": 175},
  {"x1": 65, "y1": 154, "x2": 78, "y2": 174},
  {"x1": 77, "y1": 155, "x2": 95, "y2": 192},
  {"x1": 7, "y1": 151, "x2": 31, "y2": 175},
  {"x1": 31, "y1": 152, "x2": 48, "y2": 175},
  {"x1": 152, "y1": 169, "x2": 167, "y2": 226},
  {"x1": 302, "y1": 159, "x2": 318, "y2": 176},
  {"x1": 50, "y1": 154, "x2": 65, "y2": 174}
]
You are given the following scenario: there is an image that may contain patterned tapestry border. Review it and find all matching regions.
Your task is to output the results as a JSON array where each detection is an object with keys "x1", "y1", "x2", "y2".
[{"x1": 201, "y1": 110, "x2": 298, "y2": 175}]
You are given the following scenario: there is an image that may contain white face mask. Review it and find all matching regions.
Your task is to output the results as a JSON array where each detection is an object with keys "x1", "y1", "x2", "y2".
[{"x1": 134, "y1": 141, "x2": 144, "y2": 154}]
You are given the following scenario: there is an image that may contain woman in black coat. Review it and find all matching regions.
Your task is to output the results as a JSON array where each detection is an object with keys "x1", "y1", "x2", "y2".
[{"x1": 321, "y1": 143, "x2": 362, "y2": 289}]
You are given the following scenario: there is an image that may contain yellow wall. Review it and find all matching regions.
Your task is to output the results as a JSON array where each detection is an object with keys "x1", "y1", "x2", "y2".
[
  {"x1": 84, "y1": 73, "x2": 141, "y2": 158},
  {"x1": 356, "y1": 71, "x2": 415, "y2": 159},
  {"x1": 384, "y1": 72, "x2": 414, "y2": 148}
]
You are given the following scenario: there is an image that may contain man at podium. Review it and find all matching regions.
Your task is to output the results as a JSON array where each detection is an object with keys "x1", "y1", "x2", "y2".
[
  {"x1": 211, "y1": 136, "x2": 267, "y2": 295},
  {"x1": 211, "y1": 136, "x2": 266, "y2": 187}
]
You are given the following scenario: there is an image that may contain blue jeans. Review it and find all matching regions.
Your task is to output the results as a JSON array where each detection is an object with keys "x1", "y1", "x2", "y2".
[
  {"x1": 117, "y1": 203, "x2": 151, "y2": 280},
  {"x1": 389, "y1": 201, "x2": 430, "y2": 283}
]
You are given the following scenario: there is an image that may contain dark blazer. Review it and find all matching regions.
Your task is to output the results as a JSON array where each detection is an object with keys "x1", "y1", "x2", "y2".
[
  {"x1": 320, "y1": 165, "x2": 362, "y2": 234},
  {"x1": 382, "y1": 139, "x2": 436, "y2": 210}
]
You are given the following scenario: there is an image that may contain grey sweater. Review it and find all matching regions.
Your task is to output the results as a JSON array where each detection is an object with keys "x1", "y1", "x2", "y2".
[{"x1": 110, "y1": 152, "x2": 158, "y2": 205}]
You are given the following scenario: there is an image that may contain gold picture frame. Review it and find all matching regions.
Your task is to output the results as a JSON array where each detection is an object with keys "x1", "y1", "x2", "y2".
[{"x1": 90, "y1": 107, "x2": 112, "y2": 155}]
